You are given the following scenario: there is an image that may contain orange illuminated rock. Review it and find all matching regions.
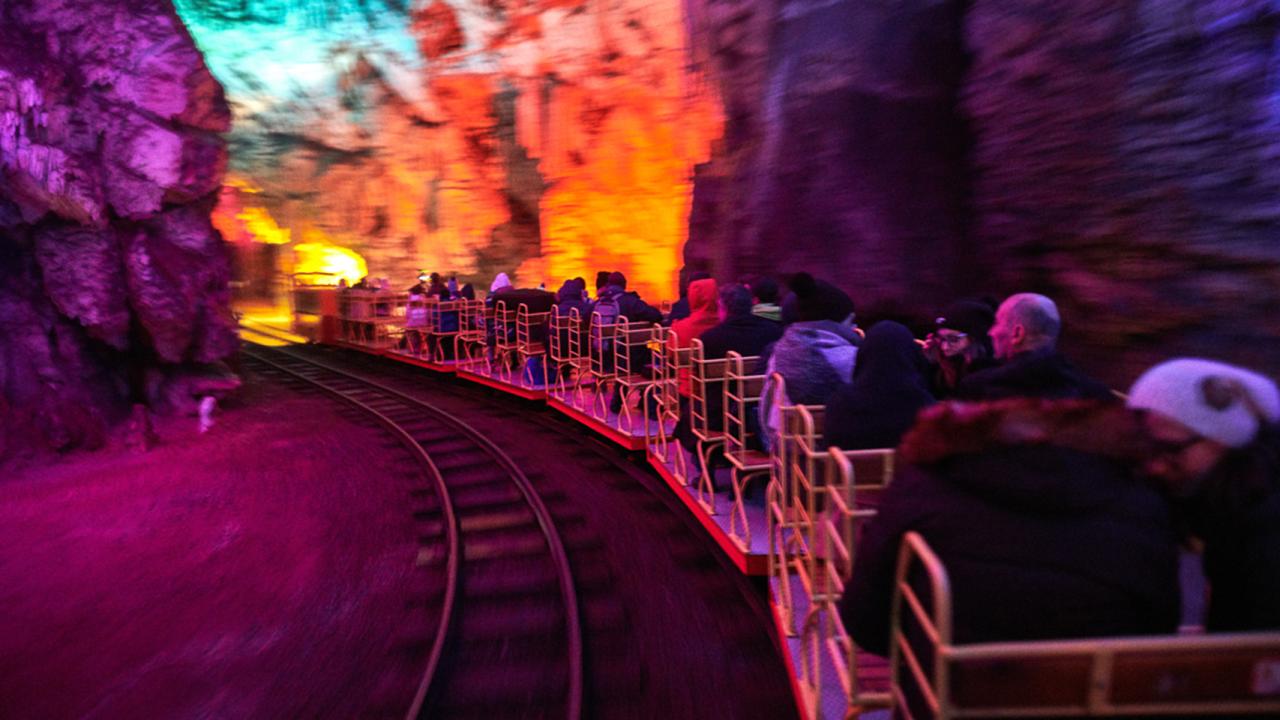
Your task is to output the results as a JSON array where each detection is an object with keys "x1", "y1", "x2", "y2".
[{"x1": 411, "y1": 0, "x2": 466, "y2": 60}]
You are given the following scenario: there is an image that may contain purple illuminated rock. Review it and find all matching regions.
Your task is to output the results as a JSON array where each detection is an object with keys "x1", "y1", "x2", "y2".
[
  {"x1": 685, "y1": 0, "x2": 1280, "y2": 385},
  {"x1": 960, "y1": 0, "x2": 1280, "y2": 381},
  {"x1": 0, "y1": 0, "x2": 236, "y2": 456},
  {"x1": 683, "y1": 0, "x2": 972, "y2": 314}
]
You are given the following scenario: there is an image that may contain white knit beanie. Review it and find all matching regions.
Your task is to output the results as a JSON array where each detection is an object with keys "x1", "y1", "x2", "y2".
[
  {"x1": 1127, "y1": 358, "x2": 1280, "y2": 448},
  {"x1": 489, "y1": 272, "x2": 511, "y2": 293}
]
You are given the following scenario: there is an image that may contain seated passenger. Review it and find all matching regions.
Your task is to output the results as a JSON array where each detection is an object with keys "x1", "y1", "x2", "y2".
[
  {"x1": 591, "y1": 272, "x2": 664, "y2": 413},
  {"x1": 956, "y1": 293, "x2": 1111, "y2": 401},
  {"x1": 676, "y1": 284, "x2": 785, "y2": 452},
  {"x1": 425, "y1": 272, "x2": 449, "y2": 298},
  {"x1": 593, "y1": 270, "x2": 612, "y2": 302},
  {"x1": 924, "y1": 299, "x2": 996, "y2": 398},
  {"x1": 668, "y1": 268, "x2": 711, "y2": 324},
  {"x1": 758, "y1": 273, "x2": 860, "y2": 449},
  {"x1": 485, "y1": 272, "x2": 513, "y2": 306},
  {"x1": 747, "y1": 275, "x2": 783, "y2": 324},
  {"x1": 699, "y1": 284, "x2": 785, "y2": 360},
  {"x1": 824, "y1": 321, "x2": 934, "y2": 451},
  {"x1": 554, "y1": 277, "x2": 590, "y2": 318},
  {"x1": 1127, "y1": 359, "x2": 1280, "y2": 632},
  {"x1": 590, "y1": 271, "x2": 664, "y2": 327},
  {"x1": 671, "y1": 277, "x2": 720, "y2": 396},
  {"x1": 843, "y1": 398, "x2": 1181, "y2": 655}
]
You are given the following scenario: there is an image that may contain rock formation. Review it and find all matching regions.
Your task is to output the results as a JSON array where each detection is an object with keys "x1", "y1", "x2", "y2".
[
  {"x1": 685, "y1": 0, "x2": 1280, "y2": 385},
  {"x1": 960, "y1": 0, "x2": 1280, "y2": 382},
  {"x1": 1, "y1": 0, "x2": 237, "y2": 457},
  {"x1": 180, "y1": 0, "x2": 721, "y2": 300},
  {"x1": 683, "y1": 0, "x2": 973, "y2": 315}
]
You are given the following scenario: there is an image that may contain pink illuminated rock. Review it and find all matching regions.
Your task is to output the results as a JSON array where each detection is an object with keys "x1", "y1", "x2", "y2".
[{"x1": 0, "y1": 0, "x2": 236, "y2": 456}]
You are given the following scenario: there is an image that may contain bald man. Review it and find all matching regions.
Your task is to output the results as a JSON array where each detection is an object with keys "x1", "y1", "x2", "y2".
[{"x1": 956, "y1": 293, "x2": 1111, "y2": 400}]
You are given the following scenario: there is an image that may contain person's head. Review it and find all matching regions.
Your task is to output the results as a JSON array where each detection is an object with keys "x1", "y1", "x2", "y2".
[
  {"x1": 853, "y1": 321, "x2": 929, "y2": 385},
  {"x1": 429, "y1": 272, "x2": 441, "y2": 284},
  {"x1": 935, "y1": 300, "x2": 995, "y2": 360},
  {"x1": 718, "y1": 283, "x2": 753, "y2": 322},
  {"x1": 685, "y1": 277, "x2": 718, "y2": 315},
  {"x1": 608, "y1": 271, "x2": 627, "y2": 290},
  {"x1": 749, "y1": 275, "x2": 780, "y2": 305},
  {"x1": 596, "y1": 271, "x2": 612, "y2": 293},
  {"x1": 989, "y1": 293, "x2": 1060, "y2": 360},
  {"x1": 490, "y1": 272, "x2": 512, "y2": 294},
  {"x1": 789, "y1": 272, "x2": 855, "y2": 325},
  {"x1": 1127, "y1": 358, "x2": 1280, "y2": 495}
]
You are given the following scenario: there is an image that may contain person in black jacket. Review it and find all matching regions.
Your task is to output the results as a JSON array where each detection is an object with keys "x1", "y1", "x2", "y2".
[
  {"x1": 678, "y1": 284, "x2": 785, "y2": 449},
  {"x1": 956, "y1": 293, "x2": 1111, "y2": 401},
  {"x1": 1126, "y1": 358, "x2": 1280, "y2": 632},
  {"x1": 590, "y1": 272, "x2": 663, "y2": 413},
  {"x1": 824, "y1": 321, "x2": 934, "y2": 451},
  {"x1": 843, "y1": 398, "x2": 1181, "y2": 656},
  {"x1": 667, "y1": 268, "x2": 712, "y2": 324},
  {"x1": 923, "y1": 299, "x2": 997, "y2": 398}
]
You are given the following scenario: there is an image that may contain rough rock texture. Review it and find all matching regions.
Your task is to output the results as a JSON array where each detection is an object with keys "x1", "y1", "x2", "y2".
[
  {"x1": 686, "y1": 0, "x2": 1280, "y2": 385},
  {"x1": 683, "y1": 0, "x2": 973, "y2": 315},
  {"x1": 961, "y1": 0, "x2": 1280, "y2": 382},
  {"x1": 0, "y1": 0, "x2": 237, "y2": 456},
  {"x1": 184, "y1": 0, "x2": 720, "y2": 299}
]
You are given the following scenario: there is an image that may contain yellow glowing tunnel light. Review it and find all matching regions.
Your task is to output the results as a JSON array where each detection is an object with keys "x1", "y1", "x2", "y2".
[{"x1": 293, "y1": 242, "x2": 368, "y2": 286}]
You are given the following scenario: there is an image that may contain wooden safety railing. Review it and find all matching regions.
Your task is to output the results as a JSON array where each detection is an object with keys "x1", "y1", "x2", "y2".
[
  {"x1": 403, "y1": 294, "x2": 431, "y2": 358},
  {"x1": 586, "y1": 311, "x2": 618, "y2": 420},
  {"x1": 890, "y1": 532, "x2": 1280, "y2": 719},
  {"x1": 547, "y1": 309, "x2": 574, "y2": 396},
  {"x1": 644, "y1": 327, "x2": 691, "y2": 486},
  {"x1": 723, "y1": 351, "x2": 767, "y2": 551},
  {"x1": 337, "y1": 290, "x2": 408, "y2": 349},
  {"x1": 426, "y1": 298, "x2": 463, "y2": 363},
  {"x1": 515, "y1": 303, "x2": 551, "y2": 386},
  {"x1": 453, "y1": 299, "x2": 489, "y2": 370},
  {"x1": 613, "y1": 317, "x2": 658, "y2": 433},
  {"x1": 689, "y1": 339, "x2": 731, "y2": 515},
  {"x1": 768, "y1": 374, "x2": 824, "y2": 638},
  {"x1": 800, "y1": 447, "x2": 894, "y2": 719},
  {"x1": 490, "y1": 300, "x2": 518, "y2": 382}
]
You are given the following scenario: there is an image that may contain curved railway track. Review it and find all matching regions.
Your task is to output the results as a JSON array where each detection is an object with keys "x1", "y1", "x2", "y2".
[
  {"x1": 242, "y1": 345, "x2": 583, "y2": 720},
  {"x1": 244, "y1": 341, "x2": 798, "y2": 719}
]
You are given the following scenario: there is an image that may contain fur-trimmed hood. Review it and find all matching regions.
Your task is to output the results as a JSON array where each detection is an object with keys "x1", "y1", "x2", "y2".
[{"x1": 900, "y1": 399, "x2": 1154, "y2": 513}]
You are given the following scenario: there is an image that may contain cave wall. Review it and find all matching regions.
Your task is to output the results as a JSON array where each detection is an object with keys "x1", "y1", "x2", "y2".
[
  {"x1": 182, "y1": 0, "x2": 721, "y2": 300},
  {"x1": 962, "y1": 0, "x2": 1280, "y2": 383},
  {"x1": 686, "y1": 0, "x2": 1280, "y2": 385},
  {"x1": 1, "y1": 0, "x2": 237, "y2": 455},
  {"x1": 683, "y1": 0, "x2": 973, "y2": 315}
]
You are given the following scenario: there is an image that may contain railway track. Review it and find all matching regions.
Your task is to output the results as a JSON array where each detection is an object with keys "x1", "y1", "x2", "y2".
[
  {"x1": 242, "y1": 345, "x2": 583, "y2": 720},
  {"x1": 253, "y1": 343, "x2": 798, "y2": 719}
]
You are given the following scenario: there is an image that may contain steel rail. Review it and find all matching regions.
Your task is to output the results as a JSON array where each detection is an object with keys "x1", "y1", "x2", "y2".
[
  {"x1": 241, "y1": 346, "x2": 462, "y2": 719},
  {"x1": 247, "y1": 344, "x2": 583, "y2": 720}
]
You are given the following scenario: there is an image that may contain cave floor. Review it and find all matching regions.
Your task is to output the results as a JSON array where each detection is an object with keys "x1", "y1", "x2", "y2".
[{"x1": 0, "y1": 375, "x2": 425, "y2": 719}]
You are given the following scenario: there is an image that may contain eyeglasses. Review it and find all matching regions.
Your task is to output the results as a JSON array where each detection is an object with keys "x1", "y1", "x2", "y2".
[{"x1": 937, "y1": 332, "x2": 968, "y2": 346}]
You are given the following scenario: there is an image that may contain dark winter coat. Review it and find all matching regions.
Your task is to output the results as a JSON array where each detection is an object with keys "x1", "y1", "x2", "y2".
[
  {"x1": 668, "y1": 296, "x2": 691, "y2": 323},
  {"x1": 843, "y1": 400, "x2": 1181, "y2": 656},
  {"x1": 1173, "y1": 426, "x2": 1280, "y2": 632},
  {"x1": 672, "y1": 279, "x2": 720, "y2": 397},
  {"x1": 698, "y1": 314, "x2": 786, "y2": 363},
  {"x1": 824, "y1": 322, "x2": 934, "y2": 451},
  {"x1": 590, "y1": 285, "x2": 664, "y2": 325},
  {"x1": 487, "y1": 288, "x2": 555, "y2": 344},
  {"x1": 755, "y1": 320, "x2": 860, "y2": 451},
  {"x1": 685, "y1": 311, "x2": 785, "y2": 440},
  {"x1": 554, "y1": 278, "x2": 590, "y2": 318},
  {"x1": 956, "y1": 348, "x2": 1113, "y2": 401}
]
